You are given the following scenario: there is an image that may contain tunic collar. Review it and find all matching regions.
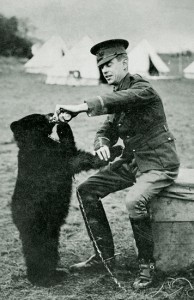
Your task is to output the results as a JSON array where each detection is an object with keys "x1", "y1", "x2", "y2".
[{"x1": 113, "y1": 73, "x2": 131, "y2": 92}]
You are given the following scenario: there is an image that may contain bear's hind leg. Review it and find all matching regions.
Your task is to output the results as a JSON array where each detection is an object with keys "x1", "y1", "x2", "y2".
[{"x1": 20, "y1": 226, "x2": 63, "y2": 285}]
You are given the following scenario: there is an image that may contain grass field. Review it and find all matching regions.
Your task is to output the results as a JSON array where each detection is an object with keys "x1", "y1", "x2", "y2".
[{"x1": 0, "y1": 57, "x2": 194, "y2": 300}]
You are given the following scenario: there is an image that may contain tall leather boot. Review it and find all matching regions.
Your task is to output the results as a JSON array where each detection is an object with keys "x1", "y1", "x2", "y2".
[
  {"x1": 130, "y1": 217, "x2": 155, "y2": 289},
  {"x1": 130, "y1": 217, "x2": 154, "y2": 261},
  {"x1": 70, "y1": 191, "x2": 115, "y2": 271}
]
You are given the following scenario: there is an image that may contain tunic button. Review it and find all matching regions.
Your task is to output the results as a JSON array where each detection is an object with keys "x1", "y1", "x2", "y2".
[
  {"x1": 127, "y1": 135, "x2": 130, "y2": 138},
  {"x1": 168, "y1": 137, "x2": 172, "y2": 141},
  {"x1": 118, "y1": 123, "x2": 121, "y2": 127},
  {"x1": 133, "y1": 149, "x2": 136, "y2": 152}
]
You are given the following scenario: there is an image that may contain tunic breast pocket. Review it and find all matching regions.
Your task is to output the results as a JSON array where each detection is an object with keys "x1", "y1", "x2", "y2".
[{"x1": 146, "y1": 132, "x2": 180, "y2": 169}]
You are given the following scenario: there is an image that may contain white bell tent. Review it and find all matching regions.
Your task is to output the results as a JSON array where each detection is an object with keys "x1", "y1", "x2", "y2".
[
  {"x1": 24, "y1": 36, "x2": 68, "y2": 74},
  {"x1": 183, "y1": 61, "x2": 194, "y2": 79},
  {"x1": 127, "y1": 40, "x2": 170, "y2": 78},
  {"x1": 46, "y1": 36, "x2": 100, "y2": 86}
]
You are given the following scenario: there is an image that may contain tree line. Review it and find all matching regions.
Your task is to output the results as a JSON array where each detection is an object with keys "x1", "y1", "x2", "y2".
[{"x1": 0, "y1": 14, "x2": 33, "y2": 58}]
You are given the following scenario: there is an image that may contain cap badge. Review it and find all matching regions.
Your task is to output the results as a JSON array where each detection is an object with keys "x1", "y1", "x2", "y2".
[{"x1": 98, "y1": 51, "x2": 104, "y2": 58}]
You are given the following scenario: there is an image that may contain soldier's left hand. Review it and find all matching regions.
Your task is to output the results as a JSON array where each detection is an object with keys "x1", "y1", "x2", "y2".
[{"x1": 94, "y1": 145, "x2": 110, "y2": 161}]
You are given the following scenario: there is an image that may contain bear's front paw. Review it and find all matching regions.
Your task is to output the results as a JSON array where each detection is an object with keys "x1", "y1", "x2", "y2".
[{"x1": 109, "y1": 145, "x2": 123, "y2": 161}]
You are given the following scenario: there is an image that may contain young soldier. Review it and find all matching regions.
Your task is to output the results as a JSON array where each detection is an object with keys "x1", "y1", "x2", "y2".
[{"x1": 53, "y1": 39, "x2": 180, "y2": 289}]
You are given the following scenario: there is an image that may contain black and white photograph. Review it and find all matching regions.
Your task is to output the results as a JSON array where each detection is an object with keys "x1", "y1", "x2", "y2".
[{"x1": 0, "y1": 0, "x2": 194, "y2": 299}]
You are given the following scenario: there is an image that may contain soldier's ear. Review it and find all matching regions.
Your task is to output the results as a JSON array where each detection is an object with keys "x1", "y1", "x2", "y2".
[{"x1": 122, "y1": 58, "x2": 128, "y2": 71}]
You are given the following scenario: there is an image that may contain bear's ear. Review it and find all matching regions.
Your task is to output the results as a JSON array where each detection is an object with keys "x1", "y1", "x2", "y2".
[
  {"x1": 10, "y1": 121, "x2": 20, "y2": 133},
  {"x1": 45, "y1": 113, "x2": 54, "y2": 120}
]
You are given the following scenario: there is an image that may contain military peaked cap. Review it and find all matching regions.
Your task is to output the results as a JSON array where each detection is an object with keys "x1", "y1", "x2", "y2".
[{"x1": 90, "y1": 39, "x2": 129, "y2": 67}]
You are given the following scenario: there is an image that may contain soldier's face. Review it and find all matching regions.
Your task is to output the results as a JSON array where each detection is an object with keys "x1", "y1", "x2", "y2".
[{"x1": 101, "y1": 58, "x2": 127, "y2": 86}]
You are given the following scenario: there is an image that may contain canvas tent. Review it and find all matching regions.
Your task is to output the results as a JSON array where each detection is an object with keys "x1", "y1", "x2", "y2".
[
  {"x1": 183, "y1": 61, "x2": 194, "y2": 79},
  {"x1": 127, "y1": 39, "x2": 170, "y2": 78},
  {"x1": 31, "y1": 43, "x2": 41, "y2": 56},
  {"x1": 24, "y1": 36, "x2": 68, "y2": 74},
  {"x1": 46, "y1": 36, "x2": 100, "y2": 86}
]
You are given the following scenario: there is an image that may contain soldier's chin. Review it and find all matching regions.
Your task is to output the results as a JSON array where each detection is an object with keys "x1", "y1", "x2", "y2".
[{"x1": 106, "y1": 77, "x2": 114, "y2": 85}]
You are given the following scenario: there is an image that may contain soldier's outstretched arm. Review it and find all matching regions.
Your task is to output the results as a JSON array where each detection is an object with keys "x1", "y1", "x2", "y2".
[{"x1": 53, "y1": 103, "x2": 89, "y2": 122}]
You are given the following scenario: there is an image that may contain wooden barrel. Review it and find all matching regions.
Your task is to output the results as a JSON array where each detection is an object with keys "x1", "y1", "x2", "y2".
[{"x1": 151, "y1": 168, "x2": 194, "y2": 272}]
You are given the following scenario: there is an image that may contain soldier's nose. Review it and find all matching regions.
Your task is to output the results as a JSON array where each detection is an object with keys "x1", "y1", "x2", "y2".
[{"x1": 101, "y1": 65, "x2": 108, "y2": 73}]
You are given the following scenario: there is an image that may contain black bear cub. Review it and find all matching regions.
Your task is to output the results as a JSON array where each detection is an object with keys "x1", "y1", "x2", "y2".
[{"x1": 10, "y1": 113, "x2": 122, "y2": 285}]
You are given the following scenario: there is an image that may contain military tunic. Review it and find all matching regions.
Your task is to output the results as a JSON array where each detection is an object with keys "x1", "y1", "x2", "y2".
[{"x1": 85, "y1": 73, "x2": 180, "y2": 172}]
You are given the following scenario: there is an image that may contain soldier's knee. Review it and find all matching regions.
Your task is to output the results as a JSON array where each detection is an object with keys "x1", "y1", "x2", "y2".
[
  {"x1": 77, "y1": 179, "x2": 95, "y2": 195},
  {"x1": 77, "y1": 182, "x2": 87, "y2": 194},
  {"x1": 126, "y1": 194, "x2": 149, "y2": 219},
  {"x1": 77, "y1": 182, "x2": 98, "y2": 206},
  {"x1": 76, "y1": 185, "x2": 100, "y2": 215}
]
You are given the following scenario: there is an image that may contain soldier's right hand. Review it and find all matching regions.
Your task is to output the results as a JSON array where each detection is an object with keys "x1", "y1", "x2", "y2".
[{"x1": 94, "y1": 145, "x2": 110, "y2": 161}]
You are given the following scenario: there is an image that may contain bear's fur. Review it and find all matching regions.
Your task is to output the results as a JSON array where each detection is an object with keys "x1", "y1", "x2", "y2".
[{"x1": 10, "y1": 113, "x2": 122, "y2": 285}]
